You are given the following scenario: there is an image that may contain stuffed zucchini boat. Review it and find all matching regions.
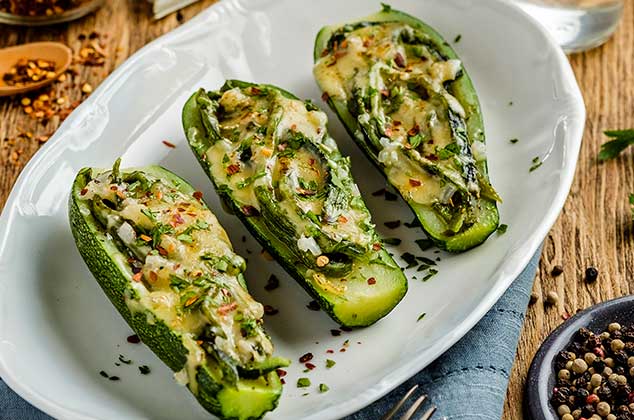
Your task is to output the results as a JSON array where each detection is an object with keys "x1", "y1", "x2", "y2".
[
  {"x1": 182, "y1": 80, "x2": 407, "y2": 327},
  {"x1": 68, "y1": 162, "x2": 288, "y2": 420},
  {"x1": 313, "y1": 5, "x2": 501, "y2": 252}
]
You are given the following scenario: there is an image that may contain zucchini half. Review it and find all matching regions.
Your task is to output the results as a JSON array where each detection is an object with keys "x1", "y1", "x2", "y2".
[
  {"x1": 313, "y1": 5, "x2": 501, "y2": 252},
  {"x1": 182, "y1": 80, "x2": 407, "y2": 327},
  {"x1": 68, "y1": 163, "x2": 288, "y2": 420}
]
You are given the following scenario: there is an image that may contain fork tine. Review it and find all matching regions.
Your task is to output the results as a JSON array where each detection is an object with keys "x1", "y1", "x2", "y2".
[
  {"x1": 382, "y1": 384, "x2": 419, "y2": 420},
  {"x1": 400, "y1": 394, "x2": 428, "y2": 420},
  {"x1": 417, "y1": 405, "x2": 437, "y2": 420}
]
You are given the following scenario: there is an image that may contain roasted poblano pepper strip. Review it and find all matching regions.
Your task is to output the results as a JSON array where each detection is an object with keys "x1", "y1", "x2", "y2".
[
  {"x1": 182, "y1": 80, "x2": 407, "y2": 327},
  {"x1": 68, "y1": 162, "x2": 289, "y2": 420},
  {"x1": 313, "y1": 5, "x2": 501, "y2": 252}
]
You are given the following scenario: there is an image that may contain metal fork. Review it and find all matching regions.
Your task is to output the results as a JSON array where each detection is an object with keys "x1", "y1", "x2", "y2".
[{"x1": 382, "y1": 384, "x2": 442, "y2": 420}]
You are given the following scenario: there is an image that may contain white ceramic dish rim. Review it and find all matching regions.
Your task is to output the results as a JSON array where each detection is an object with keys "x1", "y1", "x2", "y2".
[{"x1": 0, "y1": 1, "x2": 586, "y2": 418}]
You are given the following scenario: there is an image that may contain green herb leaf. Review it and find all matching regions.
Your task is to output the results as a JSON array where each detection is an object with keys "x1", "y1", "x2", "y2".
[
  {"x1": 140, "y1": 208, "x2": 157, "y2": 223},
  {"x1": 529, "y1": 156, "x2": 543, "y2": 172},
  {"x1": 319, "y1": 383, "x2": 330, "y2": 393},
  {"x1": 417, "y1": 312, "x2": 426, "y2": 322},
  {"x1": 408, "y1": 133, "x2": 425, "y2": 148},
  {"x1": 177, "y1": 233, "x2": 193, "y2": 243},
  {"x1": 509, "y1": 138, "x2": 519, "y2": 144},
  {"x1": 437, "y1": 143, "x2": 461, "y2": 160},
  {"x1": 422, "y1": 269, "x2": 438, "y2": 282},
  {"x1": 454, "y1": 34, "x2": 462, "y2": 43},
  {"x1": 599, "y1": 130, "x2": 634, "y2": 161},
  {"x1": 169, "y1": 274, "x2": 188, "y2": 289},
  {"x1": 497, "y1": 224, "x2": 508, "y2": 234},
  {"x1": 297, "y1": 377, "x2": 311, "y2": 388},
  {"x1": 414, "y1": 238, "x2": 434, "y2": 252},
  {"x1": 400, "y1": 252, "x2": 418, "y2": 269},
  {"x1": 326, "y1": 359, "x2": 336, "y2": 369},
  {"x1": 383, "y1": 237, "x2": 402, "y2": 246}
]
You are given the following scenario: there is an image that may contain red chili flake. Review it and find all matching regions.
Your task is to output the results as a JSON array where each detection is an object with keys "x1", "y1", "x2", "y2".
[
  {"x1": 338, "y1": 215, "x2": 348, "y2": 223},
  {"x1": 629, "y1": 391, "x2": 634, "y2": 404},
  {"x1": 340, "y1": 348, "x2": 346, "y2": 353},
  {"x1": 177, "y1": 207, "x2": 186, "y2": 212},
  {"x1": 330, "y1": 329, "x2": 341, "y2": 337},
  {"x1": 172, "y1": 213, "x2": 185, "y2": 226},
  {"x1": 276, "y1": 369, "x2": 287, "y2": 377},
  {"x1": 241, "y1": 205, "x2": 260, "y2": 217},
  {"x1": 561, "y1": 313, "x2": 570, "y2": 320},
  {"x1": 157, "y1": 246, "x2": 168, "y2": 256},
  {"x1": 80, "y1": 188, "x2": 88, "y2": 195},
  {"x1": 226, "y1": 164, "x2": 240, "y2": 175},
  {"x1": 299, "y1": 353, "x2": 314, "y2": 363},
  {"x1": 309, "y1": 158, "x2": 315, "y2": 166},
  {"x1": 305, "y1": 362, "x2": 316, "y2": 370},
  {"x1": 250, "y1": 86, "x2": 262, "y2": 95},
  {"x1": 409, "y1": 179, "x2": 422, "y2": 187},
  {"x1": 326, "y1": 349, "x2": 334, "y2": 354},
  {"x1": 394, "y1": 52, "x2": 406, "y2": 68},
  {"x1": 162, "y1": 140, "x2": 176, "y2": 148},
  {"x1": 372, "y1": 243, "x2": 382, "y2": 251},
  {"x1": 334, "y1": 50, "x2": 347, "y2": 60},
  {"x1": 321, "y1": 92, "x2": 330, "y2": 102},
  {"x1": 367, "y1": 277, "x2": 376, "y2": 285},
  {"x1": 149, "y1": 271, "x2": 158, "y2": 283},
  {"x1": 186, "y1": 212, "x2": 197, "y2": 217},
  {"x1": 110, "y1": 185, "x2": 118, "y2": 191},
  {"x1": 290, "y1": 124, "x2": 297, "y2": 131},
  {"x1": 264, "y1": 305, "x2": 279, "y2": 315},
  {"x1": 193, "y1": 191, "x2": 203, "y2": 201},
  {"x1": 408, "y1": 125, "x2": 420, "y2": 136},
  {"x1": 132, "y1": 272, "x2": 143, "y2": 282},
  {"x1": 393, "y1": 120, "x2": 402, "y2": 127},
  {"x1": 127, "y1": 334, "x2": 141, "y2": 344},
  {"x1": 280, "y1": 378, "x2": 286, "y2": 385},
  {"x1": 217, "y1": 302, "x2": 238, "y2": 315},
  {"x1": 320, "y1": 48, "x2": 330, "y2": 57},
  {"x1": 586, "y1": 394, "x2": 599, "y2": 404}
]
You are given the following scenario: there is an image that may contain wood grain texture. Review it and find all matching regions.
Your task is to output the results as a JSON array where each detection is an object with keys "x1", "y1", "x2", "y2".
[
  {"x1": 0, "y1": 0, "x2": 632, "y2": 417},
  {"x1": 504, "y1": 1, "x2": 634, "y2": 417}
]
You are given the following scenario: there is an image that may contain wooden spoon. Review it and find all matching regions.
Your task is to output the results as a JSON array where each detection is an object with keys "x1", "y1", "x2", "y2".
[{"x1": 0, "y1": 42, "x2": 72, "y2": 97}]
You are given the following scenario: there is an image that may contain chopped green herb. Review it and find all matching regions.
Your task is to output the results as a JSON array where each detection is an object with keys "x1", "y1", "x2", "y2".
[
  {"x1": 118, "y1": 354, "x2": 132, "y2": 365},
  {"x1": 497, "y1": 224, "x2": 508, "y2": 234},
  {"x1": 384, "y1": 220, "x2": 401, "y2": 229},
  {"x1": 240, "y1": 318, "x2": 258, "y2": 338},
  {"x1": 264, "y1": 274, "x2": 280, "y2": 291},
  {"x1": 414, "y1": 238, "x2": 434, "y2": 251},
  {"x1": 140, "y1": 208, "x2": 157, "y2": 223},
  {"x1": 454, "y1": 34, "x2": 462, "y2": 43},
  {"x1": 400, "y1": 252, "x2": 418, "y2": 269},
  {"x1": 194, "y1": 220, "x2": 210, "y2": 230},
  {"x1": 437, "y1": 143, "x2": 461, "y2": 160},
  {"x1": 169, "y1": 274, "x2": 188, "y2": 289},
  {"x1": 297, "y1": 377, "x2": 311, "y2": 388},
  {"x1": 177, "y1": 233, "x2": 193, "y2": 243},
  {"x1": 417, "y1": 312, "x2": 426, "y2": 322},
  {"x1": 319, "y1": 383, "x2": 330, "y2": 393},
  {"x1": 408, "y1": 133, "x2": 425, "y2": 148},
  {"x1": 529, "y1": 156, "x2": 543, "y2": 172},
  {"x1": 598, "y1": 129, "x2": 634, "y2": 161},
  {"x1": 404, "y1": 217, "x2": 421, "y2": 229},
  {"x1": 326, "y1": 359, "x2": 336, "y2": 369},
  {"x1": 383, "y1": 237, "x2": 402, "y2": 246},
  {"x1": 139, "y1": 365, "x2": 151, "y2": 375},
  {"x1": 422, "y1": 269, "x2": 438, "y2": 282},
  {"x1": 509, "y1": 138, "x2": 519, "y2": 144},
  {"x1": 416, "y1": 256, "x2": 436, "y2": 266},
  {"x1": 509, "y1": 101, "x2": 514, "y2": 106}
]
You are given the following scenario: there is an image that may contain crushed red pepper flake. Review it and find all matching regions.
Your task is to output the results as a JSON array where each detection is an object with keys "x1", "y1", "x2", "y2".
[
  {"x1": 193, "y1": 191, "x2": 203, "y2": 201},
  {"x1": 226, "y1": 164, "x2": 240, "y2": 175},
  {"x1": 217, "y1": 301, "x2": 237, "y2": 315},
  {"x1": 372, "y1": 243, "x2": 382, "y2": 251},
  {"x1": 367, "y1": 277, "x2": 376, "y2": 285},
  {"x1": 299, "y1": 352, "x2": 314, "y2": 363},
  {"x1": 80, "y1": 188, "x2": 88, "y2": 195},
  {"x1": 409, "y1": 179, "x2": 422, "y2": 187},
  {"x1": 126, "y1": 334, "x2": 141, "y2": 344},
  {"x1": 305, "y1": 362, "x2": 316, "y2": 370},
  {"x1": 276, "y1": 369, "x2": 287, "y2": 377},
  {"x1": 132, "y1": 272, "x2": 143, "y2": 282},
  {"x1": 326, "y1": 349, "x2": 334, "y2": 354},
  {"x1": 263, "y1": 305, "x2": 279, "y2": 315},
  {"x1": 162, "y1": 140, "x2": 176, "y2": 148}
]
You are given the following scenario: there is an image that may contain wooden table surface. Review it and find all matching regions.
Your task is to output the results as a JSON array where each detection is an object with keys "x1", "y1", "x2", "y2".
[{"x1": 1, "y1": 1, "x2": 633, "y2": 418}]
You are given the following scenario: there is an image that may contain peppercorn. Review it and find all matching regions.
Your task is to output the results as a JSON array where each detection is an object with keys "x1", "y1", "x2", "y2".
[
  {"x1": 591, "y1": 373, "x2": 603, "y2": 387},
  {"x1": 585, "y1": 352, "x2": 597, "y2": 365},
  {"x1": 562, "y1": 414, "x2": 574, "y2": 420},
  {"x1": 585, "y1": 267, "x2": 599, "y2": 283},
  {"x1": 552, "y1": 387, "x2": 572, "y2": 405},
  {"x1": 573, "y1": 359, "x2": 589, "y2": 374},
  {"x1": 557, "y1": 350, "x2": 576, "y2": 370},
  {"x1": 559, "y1": 404, "x2": 572, "y2": 415}
]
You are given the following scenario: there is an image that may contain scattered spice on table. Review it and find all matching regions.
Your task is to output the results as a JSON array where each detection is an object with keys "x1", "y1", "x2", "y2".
[
  {"x1": 326, "y1": 359, "x2": 336, "y2": 369},
  {"x1": 497, "y1": 224, "x2": 508, "y2": 234},
  {"x1": 299, "y1": 352, "x2": 313, "y2": 363},
  {"x1": 2, "y1": 58, "x2": 57, "y2": 87},
  {"x1": 530, "y1": 156, "x2": 543, "y2": 172},
  {"x1": 118, "y1": 354, "x2": 132, "y2": 365},
  {"x1": 453, "y1": 34, "x2": 462, "y2": 43},
  {"x1": 417, "y1": 312, "x2": 426, "y2": 322},
  {"x1": 585, "y1": 267, "x2": 599, "y2": 283},
  {"x1": 319, "y1": 383, "x2": 330, "y2": 393},
  {"x1": 138, "y1": 365, "x2": 150, "y2": 375},
  {"x1": 510, "y1": 138, "x2": 519, "y2": 144},
  {"x1": 546, "y1": 291, "x2": 559, "y2": 306},
  {"x1": 551, "y1": 322, "x2": 634, "y2": 420},
  {"x1": 552, "y1": 265, "x2": 564, "y2": 277},
  {"x1": 127, "y1": 334, "x2": 141, "y2": 344}
]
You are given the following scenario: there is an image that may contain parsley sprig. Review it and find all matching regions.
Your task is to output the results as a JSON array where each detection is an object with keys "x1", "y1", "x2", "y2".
[{"x1": 598, "y1": 130, "x2": 634, "y2": 161}]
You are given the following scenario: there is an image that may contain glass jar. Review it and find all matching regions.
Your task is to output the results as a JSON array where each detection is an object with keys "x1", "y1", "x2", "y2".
[{"x1": 0, "y1": 0, "x2": 105, "y2": 26}]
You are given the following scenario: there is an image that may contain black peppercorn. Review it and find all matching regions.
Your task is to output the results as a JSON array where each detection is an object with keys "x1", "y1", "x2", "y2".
[
  {"x1": 556, "y1": 350, "x2": 574, "y2": 370},
  {"x1": 616, "y1": 350, "x2": 629, "y2": 365},
  {"x1": 578, "y1": 327, "x2": 594, "y2": 341},
  {"x1": 585, "y1": 267, "x2": 599, "y2": 283},
  {"x1": 624, "y1": 342, "x2": 634, "y2": 354},
  {"x1": 597, "y1": 386, "x2": 613, "y2": 401},
  {"x1": 551, "y1": 387, "x2": 572, "y2": 405}
]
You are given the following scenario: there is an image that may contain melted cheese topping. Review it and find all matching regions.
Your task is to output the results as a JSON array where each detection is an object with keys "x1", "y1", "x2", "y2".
[
  {"x1": 207, "y1": 86, "x2": 373, "y2": 251},
  {"x1": 82, "y1": 169, "x2": 273, "y2": 392},
  {"x1": 314, "y1": 22, "x2": 472, "y2": 206}
]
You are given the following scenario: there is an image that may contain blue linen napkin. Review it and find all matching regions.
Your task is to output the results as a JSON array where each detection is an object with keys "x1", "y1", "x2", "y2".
[{"x1": 0, "y1": 250, "x2": 540, "y2": 420}]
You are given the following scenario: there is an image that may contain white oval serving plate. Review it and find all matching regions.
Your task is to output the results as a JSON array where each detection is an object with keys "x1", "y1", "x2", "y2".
[{"x1": 0, "y1": 0, "x2": 584, "y2": 419}]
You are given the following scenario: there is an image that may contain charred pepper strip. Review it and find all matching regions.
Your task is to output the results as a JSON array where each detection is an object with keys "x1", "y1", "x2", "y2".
[
  {"x1": 69, "y1": 163, "x2": 288, "y2": 420},
  {"x1": 182, "y1": 80, "x2": 407, "y2": 327},
  {"x1": 313, "y1": 5, "x2": 501, "y2": 252}
]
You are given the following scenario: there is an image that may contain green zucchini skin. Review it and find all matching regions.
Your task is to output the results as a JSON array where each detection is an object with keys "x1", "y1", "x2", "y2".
[
  {"x1": 313, "y1": 6, "x2": 500, "y2": 253},
  {"x1": 182, "y1": 80, "x2": 407, "y2": 327},
  {"x1": 68, "y1": 165, "x2": 284, "y2": 420}
]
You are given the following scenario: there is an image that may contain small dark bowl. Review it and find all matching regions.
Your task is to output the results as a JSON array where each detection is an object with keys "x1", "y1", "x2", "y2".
[{"x1": 525, "y1": 294, "x2": 634, "y2": 419}]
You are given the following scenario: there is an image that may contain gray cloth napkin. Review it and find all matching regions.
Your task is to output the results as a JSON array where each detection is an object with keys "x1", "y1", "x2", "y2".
[{"x1": 0, "y1": 250, "x2": 541, "y2": 420}]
